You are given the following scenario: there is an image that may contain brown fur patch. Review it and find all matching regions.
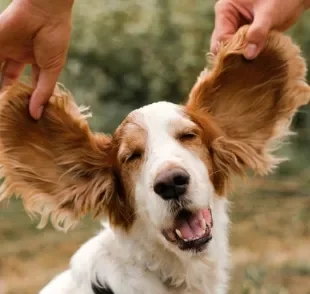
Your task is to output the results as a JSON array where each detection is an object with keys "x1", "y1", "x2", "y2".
[
  {"x1": 186, "y1": 26, "x2": 310, "y2": 195},
  {"x1": 0, "y1": 83, "x2": 134, "y2": 231},
  {"x1": 111, "y1": 115, "x2": 147, "y2": 225}
]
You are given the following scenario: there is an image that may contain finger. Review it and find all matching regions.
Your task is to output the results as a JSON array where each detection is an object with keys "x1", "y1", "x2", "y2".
[
  {"x1": 0, "y1": 59, "x2": 25, "y2": 88},
  {"x1": 210, "y1": 1, "x2": 241, "y2": 54},
  {"x1": 245, "y1": 6, "x2": 273, "y2": 59},
  {"x1": 29, "y1": 68, "x2": 60, "y2": 120},
  {"x1": 31, "y1": 64, "x2": 40, "y2": 87},
  {"x1": 210, "y1": 32, "x2": 234, "y2": 55}
]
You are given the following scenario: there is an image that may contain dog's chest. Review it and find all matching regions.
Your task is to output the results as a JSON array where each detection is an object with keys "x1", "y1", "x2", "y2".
[{"x1": 147, "y1": 254, "x2": 218, "y2": 294}]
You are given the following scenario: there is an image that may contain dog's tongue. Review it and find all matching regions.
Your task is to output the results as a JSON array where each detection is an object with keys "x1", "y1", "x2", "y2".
[{"x1": 175, "y1": 208, "x2": 213, "y2": 241}]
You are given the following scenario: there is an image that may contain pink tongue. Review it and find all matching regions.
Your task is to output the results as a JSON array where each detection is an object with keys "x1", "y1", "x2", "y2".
[{"x1": 176, "y1": 208, "x2": 212, "y2": 240}]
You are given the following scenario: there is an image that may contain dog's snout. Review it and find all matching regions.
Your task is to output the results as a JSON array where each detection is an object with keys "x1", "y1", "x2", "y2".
[{"x1": 154, "y1": 168, "x2": 190, "y2": 200}]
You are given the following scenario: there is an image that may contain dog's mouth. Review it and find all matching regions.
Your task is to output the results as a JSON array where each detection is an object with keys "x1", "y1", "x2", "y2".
[{"x1": 162, "y1": 208, "x2": 213, "y2": 252}]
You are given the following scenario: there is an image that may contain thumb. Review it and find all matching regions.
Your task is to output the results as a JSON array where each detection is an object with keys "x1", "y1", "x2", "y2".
[
  {"x1": 245, "y1": 8, "x2": 272, "y2": 59},
  {"x1": 29, "y1": 68, "x2": 60, "y2": 119}
]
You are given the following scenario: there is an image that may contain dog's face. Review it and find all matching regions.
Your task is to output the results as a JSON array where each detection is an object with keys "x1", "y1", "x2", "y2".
[
  {"x1": 0, "y1": 27, "x2": 309, "y2": 254},
  {"x1": 115, "y1": 102, "x2": 215, "y2": 252}
]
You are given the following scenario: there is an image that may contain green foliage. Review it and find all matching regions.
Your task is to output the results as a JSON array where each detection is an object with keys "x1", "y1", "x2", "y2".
[
  {"x1": 60, "y1": 0, "x2": 214, "y2": 131},
  {"x1": 288, "y1": 13, "x2": 310, "y2": 147},
  {"x1": 0, "y1": 1, "x2": 9, "y2": 10}
]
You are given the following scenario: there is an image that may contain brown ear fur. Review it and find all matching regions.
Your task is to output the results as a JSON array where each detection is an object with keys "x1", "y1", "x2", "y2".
[
  {"x1": 187, "y1": 26, "x2": 310, "y2": 195},
  {"x1": 0, "y1": 83, "x2": 133, "y2": 231}
]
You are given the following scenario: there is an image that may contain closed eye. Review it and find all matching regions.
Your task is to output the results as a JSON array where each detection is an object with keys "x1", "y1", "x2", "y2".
[
  {"x1": 177, "y1": 132, "x2": 197, "y2": 141},
  {"x1": 124, "y1": 151, "x2": 142, "y2": 163}
]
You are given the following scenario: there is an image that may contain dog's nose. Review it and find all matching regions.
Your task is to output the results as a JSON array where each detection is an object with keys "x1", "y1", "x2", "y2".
[{"x1": 154, "y1": 168, "x2": 190, "y2": 200}]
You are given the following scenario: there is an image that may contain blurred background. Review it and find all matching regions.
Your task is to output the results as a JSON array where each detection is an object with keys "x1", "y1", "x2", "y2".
[{"x1": 0, "y1": 1, "x2": 309, "y2": 293}]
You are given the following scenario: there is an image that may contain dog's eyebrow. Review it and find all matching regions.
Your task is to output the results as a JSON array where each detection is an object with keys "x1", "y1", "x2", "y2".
[
  {"x1": 114, "y1": 113, "x2": 146, "y2": 141},
  {"x1": 123, "y1": 117, "x2": 146, "y2": 132}
]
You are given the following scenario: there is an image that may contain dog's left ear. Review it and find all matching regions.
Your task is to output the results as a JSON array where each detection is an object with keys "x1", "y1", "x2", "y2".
[
  {"x1": 186, "y1": 26, "x2": 310, "y2": 194},
  {"x1": 0, "y1": 83, "x2": 134, "y2": 231}
]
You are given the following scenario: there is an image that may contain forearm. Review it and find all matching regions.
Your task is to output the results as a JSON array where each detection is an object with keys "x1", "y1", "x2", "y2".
[{"x1": 305, "y1": 0, "x2": 310, "y2": 9}]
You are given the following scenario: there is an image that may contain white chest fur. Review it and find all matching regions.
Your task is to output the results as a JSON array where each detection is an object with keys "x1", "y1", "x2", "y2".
[{"x1": 65, "y1": 197, "x2": 230, "y2": 294}]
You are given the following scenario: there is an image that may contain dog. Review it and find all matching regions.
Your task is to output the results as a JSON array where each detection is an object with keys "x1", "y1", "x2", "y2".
[{"x1": 0, "y1": 26, "x2": 309, "y2": 294}]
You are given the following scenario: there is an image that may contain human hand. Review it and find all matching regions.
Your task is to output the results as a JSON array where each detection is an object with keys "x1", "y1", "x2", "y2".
[
  {"x1": 211, "y1": 0, "x2": 310, "y2": 59},
  {"x1": 0, "y1": 0, "x2": 74, "y2": 119}
]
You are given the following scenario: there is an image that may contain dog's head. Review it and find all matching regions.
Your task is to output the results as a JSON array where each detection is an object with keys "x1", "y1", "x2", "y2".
[{"x1": 0, "y1": 27, "x2": 309, "y2": 253}]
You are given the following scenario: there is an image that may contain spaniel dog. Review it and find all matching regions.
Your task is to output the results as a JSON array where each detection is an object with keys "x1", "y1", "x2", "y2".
[{"x1": 0, "y1": 26, "x2": 309, "y2": 294}]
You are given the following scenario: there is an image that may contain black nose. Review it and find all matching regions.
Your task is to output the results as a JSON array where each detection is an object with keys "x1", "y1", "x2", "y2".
[{"x1": 153, "y1": 168, "x2": 190, "y2": 200}]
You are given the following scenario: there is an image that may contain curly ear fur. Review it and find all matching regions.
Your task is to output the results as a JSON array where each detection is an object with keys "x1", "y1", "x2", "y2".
[
  {"x1": 186, "y1": 26, "x2": 310, "y2": 195},
  {"x1": 0, "y1": 83, "x2": 134, "y2": 231}
]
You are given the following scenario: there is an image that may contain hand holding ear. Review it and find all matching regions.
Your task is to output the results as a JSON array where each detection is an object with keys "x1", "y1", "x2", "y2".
[
  {"x1": 0, "y1": 0, "x2": 73, "y2": 119},
  {"x1": 211, "y1": 0, "x2": 309, "y2": 59}
]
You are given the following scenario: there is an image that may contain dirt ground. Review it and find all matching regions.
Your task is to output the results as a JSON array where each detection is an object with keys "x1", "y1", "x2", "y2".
[{"x1": 1, "y1": 170, "x2": 310, "y2": 294}]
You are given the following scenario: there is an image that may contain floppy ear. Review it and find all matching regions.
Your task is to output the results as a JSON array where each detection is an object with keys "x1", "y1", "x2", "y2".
[
  {"x1": 0, "y1": 83, "x2": 133, "y2": 231},
  {"x1": 186, "y1": 26, "x2": 310, "y2": 195}
]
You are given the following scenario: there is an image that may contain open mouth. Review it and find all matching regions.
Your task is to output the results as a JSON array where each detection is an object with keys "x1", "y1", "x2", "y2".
[{"x1": 162, "y1": 208, "x2": 213, "y2": 252}]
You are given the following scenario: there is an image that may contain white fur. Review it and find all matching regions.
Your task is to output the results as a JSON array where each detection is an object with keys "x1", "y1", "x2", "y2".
[{"x1": 40, "y1": 102, "x2": 230, "y2": 294}]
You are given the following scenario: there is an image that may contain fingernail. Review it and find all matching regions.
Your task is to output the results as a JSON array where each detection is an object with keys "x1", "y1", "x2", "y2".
[{"x1": 245, "y1": 43, "x2": 258, "y2": 60}]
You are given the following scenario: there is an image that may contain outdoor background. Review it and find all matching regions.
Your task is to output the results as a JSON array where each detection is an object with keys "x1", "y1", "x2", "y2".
[{"x1": 0, "y1": 1, "x2": 309, "y2": 293}]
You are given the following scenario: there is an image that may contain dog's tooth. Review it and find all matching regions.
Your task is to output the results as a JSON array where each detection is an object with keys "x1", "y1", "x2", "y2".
[
  {"x1": 175, "y1": 229, "x2": 183, "y2": 239},
  {"x1": 197, "y1": 231, "x2": 203, "y2": 238},
  {"x1": 198, "y1": 211, "x2": 204, "y2": 221},
  {"x1": 200, "y1": 218, "x2": 206, "y2": 230}
]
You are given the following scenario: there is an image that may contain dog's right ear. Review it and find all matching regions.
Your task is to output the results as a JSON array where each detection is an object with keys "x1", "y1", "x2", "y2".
[
  {"x1": 0, "y1": 83, "x2": 125, "y2": 231},
  {"x1": 186, "y1": 26, "x2": 310, "y2": 195}
]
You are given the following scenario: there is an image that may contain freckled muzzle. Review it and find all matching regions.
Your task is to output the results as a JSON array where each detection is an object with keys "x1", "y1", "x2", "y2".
[{"x1": 163, "y1": 208, "x2": 213, "y2": 252}]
